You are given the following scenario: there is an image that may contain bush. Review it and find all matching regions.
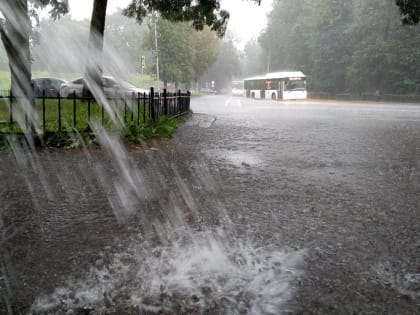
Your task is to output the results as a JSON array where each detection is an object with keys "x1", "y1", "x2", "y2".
[{"x1": 124, "y1": 116, "x2": 178, "y2": 143}]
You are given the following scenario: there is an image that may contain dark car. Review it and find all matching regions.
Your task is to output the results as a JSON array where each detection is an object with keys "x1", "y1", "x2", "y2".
[{"x1": 31, "y1": 78, "x2": 68, "y2": 97}]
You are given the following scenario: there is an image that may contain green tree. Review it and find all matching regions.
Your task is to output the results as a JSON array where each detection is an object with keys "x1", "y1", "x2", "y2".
[
  {"x1": 191, "y1": 27, "x2": 218, "y2": 86},
  {"x1": 309, "y1": 0, "x2": 353, "y2": 92},
  {"x1": 201, "y1": 35, "x2": 242, "y2": 92},
  {"x1": 123, "y1": 0, "x2": 231, "y2": 37},
  {"x1": 259, "y1": 0, "x2": 314, "y2": 76},
  {"x1": 0, "y1": 0, "x2": 68, "y2": 96},
  {"x1": 152, "y1": 18, "x2": 195, "y2": 87},
  {"x1": 242, "y1": 39, "x2": 265, "y2": 77},
  {"x1": 32, "y1": 16, "x2": 89, "y2": 73},
  {"x1": 83, "y1": 0, "x2": 261, "y2": 94},
  {"x1": 260, "y1": 0, "x2": 420, "y2": 94},
  {"x1": 143, "y1": 18, "x2": 218, "y2": 88},
  {"x1": 347, "y1": 0, "x2": 420, "y2": 93},
  {"x1": 0, "y1": 0, "x2": 67, "y2": 144},
  {"x1": 104, "y1": 11, "x2": 149, "y2": 75}
]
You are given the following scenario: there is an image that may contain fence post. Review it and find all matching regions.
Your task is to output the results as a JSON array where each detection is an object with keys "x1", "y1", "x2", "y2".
[
  {"x1": 58, "y1": 92, "x2": 62, "y2": 131},
  {"x1": 137, "y1": 92, "x2": 140, "y2": 126},
  {"x1": 131, "y1": 92, "x2": 135, "y2": 122},
  {"x1": 87, "y1": 97, "x2": 91, "y2": 124},
  {"x1": 73, "y1": 92, "x2": 77, "y2": 128},
  {"x1": 178, "y1": 89, "x2": 182, "y2": 115},
  {"x1": 9, "y1": 90, "x2": 13, "y2": 124},
  {"x1": 101, "y1": 97, "x2": 105, "y2": 126},
  {"x1": 143, "y1": 92, "x2": 146, "y2": 123},
  {"x1": 42, "y1": 90, "x2": 46, "y2": 134},
  {"x1": 163, "y1": 88, "x2": 168, "y2": 117},
  {"x1": 187, "y1": 90, "x2": 191, "y2": 112},
  {"x1": 124, "y1": 96, "x2": 127, "y2": 122},
  {"x1": 30, "y1": 90, "x2": 39, "y2": 146},
  {"x1": 150, "y1": 87, "x2": 155, "y2": 122}
]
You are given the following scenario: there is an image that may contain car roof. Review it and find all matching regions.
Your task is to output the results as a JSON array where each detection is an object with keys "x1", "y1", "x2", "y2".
[{"x1": 32, "y1": 77, "x2": 67, "y2": 82}]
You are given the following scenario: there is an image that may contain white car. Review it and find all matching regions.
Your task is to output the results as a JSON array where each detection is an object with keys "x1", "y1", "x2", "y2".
[
  {"x1": 231, "y1": 88, "x2": 244, "y2": 96},
  {"x1": 60, "y1": 76, "x2": 149, "y2": 98}
]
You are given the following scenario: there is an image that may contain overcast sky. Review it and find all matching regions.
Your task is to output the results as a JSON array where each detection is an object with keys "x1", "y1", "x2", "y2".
[{"x1": 66, "y1": 0, "x2": 273, "y2": 48}]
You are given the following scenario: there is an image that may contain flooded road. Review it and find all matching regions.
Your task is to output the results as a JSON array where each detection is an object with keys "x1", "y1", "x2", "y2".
[
  {"x1": 1, "y1": 95, "x2": 420, "y2": 314},
  {"x1": 191, "y1": 95, "x2": 420, "y2": 314}
]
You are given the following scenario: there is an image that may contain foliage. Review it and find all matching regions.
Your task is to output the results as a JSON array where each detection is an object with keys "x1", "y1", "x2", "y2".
[
  {"x1": 191, "y1": 27, "x2": 219, "y2": 82},
  {"x1": 0, "y1": 124, "x2": 19, "y2": 149},
  {"x1": 124, "y1": 115, "x2": 178, "y2": 143},
  {"x1": 260, "y1": 0, "x2": 420, "y2": 94},
  {"x1": 104, "y1": 12, "x2": 149, "y2": 75},
  {"x1": 153, "y1": 18, "x2": 195, "y2": 86},
  {"x1": 122, "y1": 0, "x2": 233, "y2": 37},
  {"x1": 396, "y1": 0, "x2": 420, "y2": 25},
  {"x1": 42, "y1": 129, "x2": 96, "y2": 148},
  {"x1": 0, "y1": 116, "x2": 180, "y2": 149},
  {"x1": 0, "y1": 0, "x2": 69, "y2": 96},
  {"x1": 32, "y1": 16, "x2": 89, "y2": 73},
  {"x1": 143, "y1": 17, "x2": 218, "y2": 88},
  {"x1": 242, "y1": 39, "x2": 265, "y2": 77},
  {"x1": 31, "y1": 12, "x2": 151, "y2": 77},
  {"x1": 200, "y1": 34, "x2": 242, "y2": 91}
]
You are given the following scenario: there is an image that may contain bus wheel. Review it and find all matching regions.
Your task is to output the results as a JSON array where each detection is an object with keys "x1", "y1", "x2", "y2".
[{"x1": 271, "y1": 93, "x2": 276, "y2": 100}]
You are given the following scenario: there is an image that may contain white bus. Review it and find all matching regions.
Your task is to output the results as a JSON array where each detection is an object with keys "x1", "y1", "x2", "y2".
[
  {"x1": 244, "y1": 71, "x2": 307, "y2": 100},
  {"x1": 231, "y1": 80, "x2": 244, "y2": 96}
]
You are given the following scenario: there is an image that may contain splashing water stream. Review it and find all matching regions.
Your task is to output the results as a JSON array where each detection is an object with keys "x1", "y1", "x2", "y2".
[{"x1": 31, "y1": 229, "x2": 304, "y2": 314}]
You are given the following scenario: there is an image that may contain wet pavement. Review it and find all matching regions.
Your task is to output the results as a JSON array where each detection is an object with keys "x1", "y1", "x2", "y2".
[
  {"x1": 190, "y1": 96, "x2": 420, "y2": 314},
  {"x1": 1, "y1": 95, "x2": 420, "y2": 314}
]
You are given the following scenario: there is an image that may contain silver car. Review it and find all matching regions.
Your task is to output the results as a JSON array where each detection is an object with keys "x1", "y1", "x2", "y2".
[
  {"x1": 32, "y1": 78, "x2": 68, "y2": 97},
  {"x1": 59, "y1": 76, "x2": 149, "y2": 98}
]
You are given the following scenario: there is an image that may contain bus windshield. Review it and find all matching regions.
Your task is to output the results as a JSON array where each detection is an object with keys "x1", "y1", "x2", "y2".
[
  {"x1": 232, "y1": 81, "x2": 244, "y2": 89},
  {"x1": 285, "y1": 80, "x2": 306, "y2": 91}
]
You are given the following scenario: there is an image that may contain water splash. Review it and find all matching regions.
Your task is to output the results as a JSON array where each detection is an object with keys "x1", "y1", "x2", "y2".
[
  {"x1": 31, "y1": 229, "x2": 304, "y2": 314},
  {"x1": 375, "y1": 260, "x2": 420, "y2": 299}
]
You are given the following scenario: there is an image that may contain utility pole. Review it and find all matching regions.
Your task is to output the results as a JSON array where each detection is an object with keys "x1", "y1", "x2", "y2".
[
  {"x1": 153, "y1": 10, "x2": 160, "y2": 85},
  {"x1": 266, "y1": 47, "x2": 271, "y2": 73}
]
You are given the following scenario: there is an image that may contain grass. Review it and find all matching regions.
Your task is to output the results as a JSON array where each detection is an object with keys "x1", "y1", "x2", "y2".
[
  {"x1": 0, "y1": 94, "x2": 185, "y2": 149},
  {"x1": 0, "y1": 71, "x2": 10, "y2": 91},
  {"x1": 0, "y1": 97, "x2": 152, "y2": 132}
]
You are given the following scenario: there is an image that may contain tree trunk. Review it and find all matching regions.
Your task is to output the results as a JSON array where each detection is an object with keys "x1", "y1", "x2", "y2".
[
  {"x1": 0, "y1": 0, "x2": 32, "y2": 99},
  {"x1": 83, "y1": 0, "x2": 108, "y2": 97},
  {"x1": 0, "y1": 0, "x2": 38, "y2": 144}
]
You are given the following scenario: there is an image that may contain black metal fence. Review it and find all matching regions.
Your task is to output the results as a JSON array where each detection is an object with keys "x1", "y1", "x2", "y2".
[{"x1": 0, "y1": 87, "x2": 190, "y2": 133}]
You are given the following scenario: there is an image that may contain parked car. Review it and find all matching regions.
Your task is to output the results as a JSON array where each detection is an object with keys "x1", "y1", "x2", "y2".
[
  {"x1": 31, "y1": 78, "x2": 68, "y2": 97},
  {"x1": 59, "y1": 76, "x2": 149, "y2": 98}
]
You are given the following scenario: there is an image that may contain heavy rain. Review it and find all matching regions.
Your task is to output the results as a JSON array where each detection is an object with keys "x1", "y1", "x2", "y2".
[{"x1": 0, "y1": 0, "x2": 419, "y2": 314}]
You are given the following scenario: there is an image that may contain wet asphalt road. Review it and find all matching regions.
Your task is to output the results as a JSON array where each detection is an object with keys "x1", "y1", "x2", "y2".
[
  {"x1": 1, "y1": 94, "x2": 420, "y2": 314},
  {"x1": 187, "y1": 95, "x2": 420, "y2": 314}
]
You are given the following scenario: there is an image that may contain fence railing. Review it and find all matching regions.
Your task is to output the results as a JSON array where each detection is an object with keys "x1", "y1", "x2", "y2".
[{"x1": 0, "y1": 87, "x2": 190, "y2": 133}]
